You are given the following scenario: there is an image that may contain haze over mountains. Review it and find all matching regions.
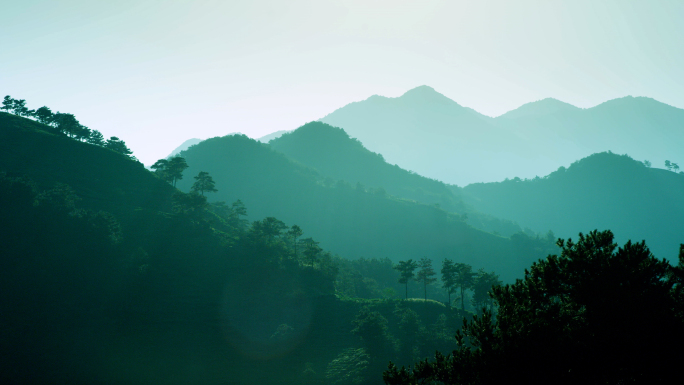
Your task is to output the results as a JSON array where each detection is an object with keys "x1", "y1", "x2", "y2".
[
  {"x1": 174, "y1": 132, "x2": 553, "y2": 282},
  {"x1": 320, "y1": 86, "x2": 684, "y2": 186},
  {"x1": 460, "y1": 152, "x2": 684, "y2": 260}
]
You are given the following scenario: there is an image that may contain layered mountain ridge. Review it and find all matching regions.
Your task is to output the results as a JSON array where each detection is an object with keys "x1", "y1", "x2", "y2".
[{"x1": 320, "y1": 86, "x2": 684, "y2": 185}]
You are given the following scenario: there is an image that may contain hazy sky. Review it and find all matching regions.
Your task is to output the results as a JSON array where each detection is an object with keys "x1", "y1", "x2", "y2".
[{"x1": 2, "y1": 0, "x2": 682, "y2": 165}]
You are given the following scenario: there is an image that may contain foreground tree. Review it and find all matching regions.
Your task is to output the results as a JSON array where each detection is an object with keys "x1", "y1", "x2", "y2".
[
  {"x1": 10, "y1": 98, "x2": 29, "y2": 116},
  {"x1": 167, "y1": 156, "x2": 188, "y2": 186},
  {"x1": 301, "y1": 237, "x2": 322, "y2": 266},
  {"x1": 441, "y1": 259, "x2": 458, "y2": 306},
  {"x1": 1, "y1": 96, "x2": 12, "y2": 113},
  {"x1": 33, "y1": 106, "x2": 54, "y2": 125},
  {"x1": 395, "y1": 260, "x2": 418, "y2": 299},
  {"x1": 454, "y1": 263, "x2": 475, "y2": 311},
  {"x1": 52, "y1": 112, "x2": 90, "y2": 140},
  {"x1": 288, "y1": 224, "x2": 303, "y2": 258},
  {"x1": 415, "y1": 257, "x2": 437, "y2": 301},
  {"x1": 384, "y1": 230, "x2": 684, "y2": 385},
  {"x1": 151, "y1": 158, "x2": 170, "y2": 181},
  {"x1": 86, "y1": 129, "x2": 105, "y2": 146},
  {"x1": 471, "y1": 269, "x2": 501, "y2": 311},
  {"x1": 191, "y1": 171, "x2": 217, "y2": 196},
  {"x1": 105, "y1": 136, "x2": 133, "y2": 157}
]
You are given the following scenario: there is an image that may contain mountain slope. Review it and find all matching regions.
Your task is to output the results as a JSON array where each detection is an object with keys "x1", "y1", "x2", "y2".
[
  {"x1": 461, "y1": 152, "x2": 684, "y2": 259},
  {"x1": 268, "y1": 121, "x2": 523, "y2": 236},
  {"x1": 175, "y1": 133, "x2": 556, "y2": 281},
  {"x1": 0, "y1": 112, "x2": 348, "y2": 384},
  {"x1": 166, "y1": 137, "x2": 203, "y2": 158},
  {"x1": 268, "y1": 121, "x2": 465, "y2": 212},
  {"x1": 258, "y1": 129, "x2": 290, "y2": 143},
  {"x1": 0, "y1": 112, "x2": 174, "y2": 216}
]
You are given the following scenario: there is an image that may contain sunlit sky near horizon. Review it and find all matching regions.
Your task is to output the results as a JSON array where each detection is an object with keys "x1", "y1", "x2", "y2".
[{"x1": 1, "y1": 0, "x2": 682, "y2": 165}]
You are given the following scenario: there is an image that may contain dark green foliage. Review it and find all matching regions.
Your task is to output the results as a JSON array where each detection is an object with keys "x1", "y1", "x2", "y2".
[
  {"x1": 151, "y1": 156, "x2": 188, "y2": 185},
  {"x1": 352, "y1": 306, "x2": 397, "y2": 370},
  {"x1": 171, "y1": 190, "x2": 208, "y2": 217},
  {"x1": 441, "y1": 259, "x2": 458, "y2": 305},
  {"x1": 167, "y1": 156, "x2": 188, "y2": 186},
  {"x1": 415, "y1": 257, "x2": 437, "y2": 301},
  {"x1": 471, "y1": 269, "x2": 501, "y2": 311},
  {"x1": 253, "y1": 216, "x2": 288, "y2": 241},
  {"x1": 301, "y1": 237, "x2": 323, "y2": 266},
  {"x1": 87, "y1": 129, "x2": 105, "y2": 146},
  {"x1": 395, "y1": 260, "x2": 419, "y2": 299},
  {"x1": 0, "y1": 113, "x2": 360, "y2": 384},
  {"x1": 191, "y1": 170, "x2": 217, "y2": 195},
  {"x1": 33, "y1": 106, "x2": 53, "y2": 125},
  {"x1": 175, "y1": 133, "x2": 553, "y2": 282},
  {"x1": 52, "y1": 112, "x2": 90, "y2": 140},
  {"x1": 1, "y1": 95, "x2": 12, "y2": 112},
  {"x1": 453, "y1": 263, "x2": 475, "y2": 311},
  {"x1": 384, "y1": 230, "x2": 684, "y2": 384},
  {"x1": 10, "y1": 98, "x2": 30, "y2": 116},
  {"x1": 104, "y1": 136, "x2": 133, "y2": 156},
  {"x1": 394, "y1": 306, "x2": 425, "y2": 363},
  {"x1": 325, "y1": 348, "x2": 370, "y2": 385},
  {"x1": 288, "y1": 224, "x2": 303, "y2": 258}
]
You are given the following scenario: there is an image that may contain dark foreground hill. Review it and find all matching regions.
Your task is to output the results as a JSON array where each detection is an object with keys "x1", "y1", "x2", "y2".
[
  {"x1": 175, "y1": 132, "x2": 556, "y2": 281},
  {"x1": 0, "y1": 111, "x2": 555, "y2": 385},
  {"x1": 461, "y1": 152, "x2": 684, "y2": 259},
  {"x1": 0, "y1": 112, "x2": 475, "y2": 384}
]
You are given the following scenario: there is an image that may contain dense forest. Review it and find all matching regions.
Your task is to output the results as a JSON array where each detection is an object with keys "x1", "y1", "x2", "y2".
[
  {"x1": 2, "y1": 95, "x2": 683, "y2": 385},
  {"x1": 0, "y1": 110, "x2": 502, "y2": 384}
]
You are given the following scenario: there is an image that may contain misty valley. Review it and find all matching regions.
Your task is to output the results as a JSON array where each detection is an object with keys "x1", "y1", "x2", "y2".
[{"x1": 1, "y1": 90, "x2": 683, "y2": 385}]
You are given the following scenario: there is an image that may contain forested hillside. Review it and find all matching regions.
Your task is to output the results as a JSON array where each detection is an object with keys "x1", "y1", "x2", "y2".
[
  {"x1": 461, "y1": 152, "x2": 684, "y2": 259},
  {"x1": 269, "y1": 121, "x2": 462, "y2": 212},
  {"x1": 175, "y1": 132, "x2": 557, "y2": 282},
  {"x1": 268, "y1": 121, "x2": 523, "y2": 236},
  {"x1": 0, "y1": 111, "x2": 516, "y2": 384}
]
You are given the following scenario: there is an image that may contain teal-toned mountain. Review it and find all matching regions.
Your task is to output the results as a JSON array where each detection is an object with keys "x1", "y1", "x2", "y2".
[
  {"x1": 320, "y1": 86, "x2": 684, "y2": 185},
  {"x1": 461, "y1": 152, "x2": 684, "y2": 259},
  {"x1": 258, "y1": 129, "x2": 290, "y2": 143},
  {"x1": 320, "y1": 86, "x2": 531, "y2": 185},
  {"x1": 166, "y1": 137, "x2": 203, "y2": 158},
  {"x1": 175, "y1": 132, "x2": 556, "y2": 281},
  {"x1": 268, "y1": 121, "x2": 523, "y2": 236},
  {"x1": 269, "y1": 121, "x2": 464, "y2": 212}
]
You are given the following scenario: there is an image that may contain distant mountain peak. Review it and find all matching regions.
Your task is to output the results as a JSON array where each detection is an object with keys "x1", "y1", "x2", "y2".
[
  {"x1": 399, "y1": 85, "x2": 457, "y2": 104},
  {"x1": 498, "y1": 98, "x2": 580, "y2": 119},
  {"x1": 589, "y1": 95, "x2": 677, "y2": 111},
  {"x1": 402, "y1": 85, "x2": 437, "y2": 95}
]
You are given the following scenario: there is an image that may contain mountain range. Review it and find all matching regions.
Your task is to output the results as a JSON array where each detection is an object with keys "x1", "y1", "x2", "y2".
[
  {"x1": 174, "y1": 131, "x2": 554, "y2": 282},
  {"x1": 319, "y1": 86, "x2": 684, "y2": 186},
  {"x1": 460, "y1": 152, "x2": 684, "y2": 260}
]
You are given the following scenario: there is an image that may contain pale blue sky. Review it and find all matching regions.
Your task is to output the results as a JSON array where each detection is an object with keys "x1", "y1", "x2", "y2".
[{"x1": 1, "y1": 0, "x2": 682, "y2": 165}]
